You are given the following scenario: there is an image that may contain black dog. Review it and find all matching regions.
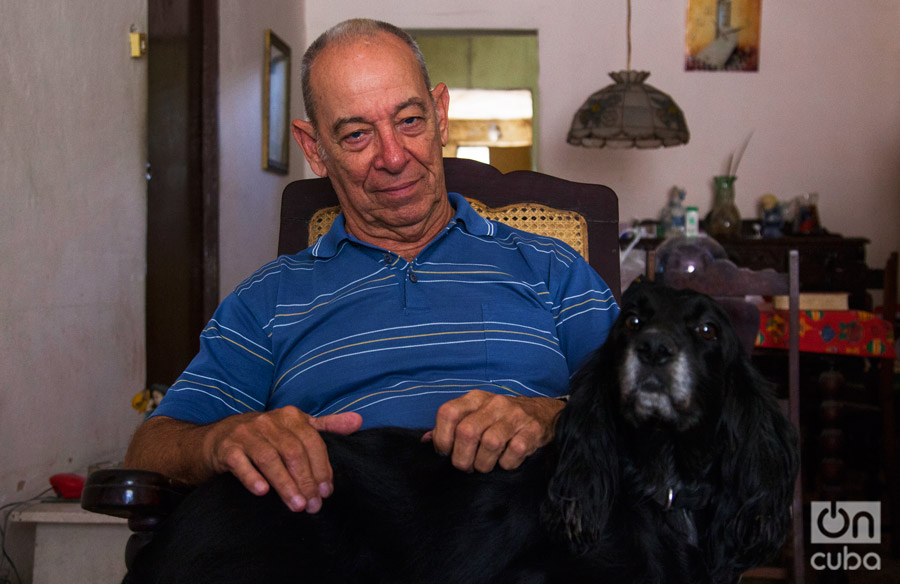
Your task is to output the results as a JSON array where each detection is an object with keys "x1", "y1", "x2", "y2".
[{"x1": 126, "y1": 283, "x2": 798, "y2": 584}]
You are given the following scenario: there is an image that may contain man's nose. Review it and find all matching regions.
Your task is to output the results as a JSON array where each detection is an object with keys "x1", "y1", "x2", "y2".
[{"x1": 373, "y1": 128, "x2": 409, "y2": 173}]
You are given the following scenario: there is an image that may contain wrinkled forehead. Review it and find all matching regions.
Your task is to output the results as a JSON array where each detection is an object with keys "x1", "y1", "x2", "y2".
[{"x1": 309, "y1": 33, "x2": 431, "y2": 116}]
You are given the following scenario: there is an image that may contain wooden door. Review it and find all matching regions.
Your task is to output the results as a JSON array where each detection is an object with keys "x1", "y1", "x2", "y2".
[{"x1": 145, "y1": 0, "x2": 219, "y2": 387}]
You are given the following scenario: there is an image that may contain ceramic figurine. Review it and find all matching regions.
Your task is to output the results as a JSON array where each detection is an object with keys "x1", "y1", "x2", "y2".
[{"x1": 759, "y1": 193, "x2": 783, "y2": 238}]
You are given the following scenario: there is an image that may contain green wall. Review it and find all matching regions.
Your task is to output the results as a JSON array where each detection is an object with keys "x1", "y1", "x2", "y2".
[{"x1": 413, "y1": 31, "x2": 539, "y2": 168}]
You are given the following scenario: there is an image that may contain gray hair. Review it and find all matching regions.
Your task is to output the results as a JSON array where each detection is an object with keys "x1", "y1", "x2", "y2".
[{"x1": 300, "y1": 18, "x2": 432, "y2": 128}]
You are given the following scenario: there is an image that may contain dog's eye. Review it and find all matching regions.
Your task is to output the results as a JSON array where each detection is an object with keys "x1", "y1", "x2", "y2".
[
  {"x1": 625, "y1": 315, "x2": 642, "y2": 331},
  {"x1": 695, "y1": 322, "x2": 718, "y2": 340}
]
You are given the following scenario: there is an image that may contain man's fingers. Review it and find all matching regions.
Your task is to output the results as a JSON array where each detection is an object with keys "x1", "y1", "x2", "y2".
[
  {"x1": 308, "y1": 411, "x2": 363, "y2": 435},
  {"x1": 431, "y1": 404, "x2": 460, "y2": 456},
  {"x1": 215, "y1": 430, "x2": 311, "y2": 512},
  {"x1": 303, "y1": 413, "x2": 362, "y2": 498},
  {"x1": 463, "y1": 403, "x2": 532, "y2": 473},
  {"x1": 432, "y1": 390, "x2": 488, "y2": 457},
  {"x1": 222, "y1": 449, "x2": 270, "y2": 496},
  {"x1": 469, "y1": 424, "x2": 508, "y2": 473},
  {"x1": 205, "y1": 407, "x2": 347, "y2": 513},
  {"x1": 272, "y1": 410, "x2": 344, "y2": 511},
  {"x1": 445, "y1": 393, "x2": 509, "y2": 472},
  {"x1": 254, "y1": 445, "x2": 314, "y2": 512},
  {"x1": 449, "y1": 418, "x2": 485, "y2": 472},
  {"x1": 286, "y1": 425, "x2": 334, "y2": 501},
  {"x1": 434, "y1": 392, "x2": 562, "y2": 473},
  {"x1": 496, "y1": 430, "x2": 538, "y2": 470}
]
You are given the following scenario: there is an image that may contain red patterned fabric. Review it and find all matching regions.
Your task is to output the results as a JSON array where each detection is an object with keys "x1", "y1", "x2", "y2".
[{"x1": 757, "y1": 310, "x2": 896, "y2": 359}]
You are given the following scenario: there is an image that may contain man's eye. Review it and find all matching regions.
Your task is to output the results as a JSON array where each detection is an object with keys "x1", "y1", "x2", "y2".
[
  {"x1": 344, "y1": 130, "x2": 365, "y2": 141},
  {"x1": 400, "y1": 117, "x2": 423, "y2": 129}
]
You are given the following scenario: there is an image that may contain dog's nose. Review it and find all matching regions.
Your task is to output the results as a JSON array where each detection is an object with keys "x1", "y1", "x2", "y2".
[{"x1": 635, "y1": 330, "x2": 676, "y2": 367}]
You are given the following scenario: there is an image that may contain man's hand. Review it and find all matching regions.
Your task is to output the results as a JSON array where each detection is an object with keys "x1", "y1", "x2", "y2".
[
  {"x1": 428, "y1": 391, "x2": 564, "y2": 473},
  {"x1": 204, "y1": 407, "x2": 362, "y2": 513},
  {"x1": 124, "y1": 408, "x2": 362, "y2": 514}
]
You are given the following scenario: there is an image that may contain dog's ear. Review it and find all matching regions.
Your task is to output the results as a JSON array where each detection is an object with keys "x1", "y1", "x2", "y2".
[
  {"x1": 707, "y1": 355, "x2": 799, "y2": 579},
  {"x1": 541, "y1": 345, "x2": 619, "y2": 556}
]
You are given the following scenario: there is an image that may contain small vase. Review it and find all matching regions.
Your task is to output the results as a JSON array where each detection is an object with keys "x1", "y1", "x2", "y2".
[{"x1": 708, "y1": 175, "x2": 741, "y2": 239}]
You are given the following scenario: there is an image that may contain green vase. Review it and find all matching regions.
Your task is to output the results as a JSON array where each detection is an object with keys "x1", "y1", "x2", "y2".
[{"x1": 708, "y1": 175, "x2": 741, "y2": 239}]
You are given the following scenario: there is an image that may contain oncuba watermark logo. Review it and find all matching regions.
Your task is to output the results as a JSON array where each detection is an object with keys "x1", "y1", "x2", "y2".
[{"x1": 810, "y1": 501, "x2": 881, "y2": 571}]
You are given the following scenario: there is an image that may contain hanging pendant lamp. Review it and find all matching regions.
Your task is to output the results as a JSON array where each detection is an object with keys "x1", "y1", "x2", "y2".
[{"x1": 567, "y1": 0, "x2": 689, "y2": 149}]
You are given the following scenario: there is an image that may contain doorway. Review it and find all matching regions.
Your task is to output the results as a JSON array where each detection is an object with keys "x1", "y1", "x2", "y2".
[{"x1": 412, "y1": 31, "x2": 539, "y2": 172}]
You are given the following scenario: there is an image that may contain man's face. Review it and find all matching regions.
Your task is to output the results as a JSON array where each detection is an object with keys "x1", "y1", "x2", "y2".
[{"x1": 293, "y1": 33, "x2": 451, "y2": 244}]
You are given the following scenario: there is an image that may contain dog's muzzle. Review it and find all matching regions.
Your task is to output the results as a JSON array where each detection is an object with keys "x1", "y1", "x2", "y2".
[{"x1": 619, "y1": 328, "x2": 694, "y2": 423}]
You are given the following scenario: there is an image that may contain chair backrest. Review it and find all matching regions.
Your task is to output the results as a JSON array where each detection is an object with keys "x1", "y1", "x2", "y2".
[
  {"x1": 662, "y1": 255, "x2": 792, "y2": 354},
  {"x1": 279, "y1": 158, "x2": 621, "y2": 301},
  {"x1": 654, "y1": 246, "x2": 800, "y2": 411}
]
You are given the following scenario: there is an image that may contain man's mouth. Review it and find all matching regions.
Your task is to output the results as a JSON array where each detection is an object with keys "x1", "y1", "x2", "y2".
[{"x1": 373, "y1": 177, "x2": 421, "y2": 195}]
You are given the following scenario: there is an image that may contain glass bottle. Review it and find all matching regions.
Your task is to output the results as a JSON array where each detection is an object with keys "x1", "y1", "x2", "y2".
[
  {"x1": 667, "y1": 188, "x2": 686, "y2": 238},
  {"x1": 658, "y1": 187, "x2": 686, "y2": 238},
  {"x1": 708, "y1": 175, "x2": 741, "y2": 239}
]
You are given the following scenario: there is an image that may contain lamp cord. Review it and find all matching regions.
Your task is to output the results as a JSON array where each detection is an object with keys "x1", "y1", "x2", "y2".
[{"x1": 626, "y1": 0, "x2": 632, "y2": 71}]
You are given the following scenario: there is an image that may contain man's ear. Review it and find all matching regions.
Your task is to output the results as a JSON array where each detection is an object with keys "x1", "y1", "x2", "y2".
[
  {"x1": 431, "y1": 83, "x2": 450, "y2": 147},
  {"x1": 292, "y1": 119, "x2": 328, "y2": 177}
]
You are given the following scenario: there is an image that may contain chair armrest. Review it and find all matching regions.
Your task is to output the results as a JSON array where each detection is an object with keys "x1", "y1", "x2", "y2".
[{"x1": 80, "y1": 469, "x2": 193, "y2": 531}]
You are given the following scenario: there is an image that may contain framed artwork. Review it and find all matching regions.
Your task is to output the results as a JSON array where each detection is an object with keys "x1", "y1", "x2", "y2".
[
  {"x1": 685, "y1": 0, "x2": 762, "y2": 71},
  {"x1": 263, "y1": 29, "x2": 291, "y2": 174}
]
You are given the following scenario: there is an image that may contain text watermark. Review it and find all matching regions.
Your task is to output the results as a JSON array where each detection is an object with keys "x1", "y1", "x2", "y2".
[
  {"x1": 810, "y1": 501, "x2": 880, "y2": 544},
  {"x1": 810, "y1": 501, "x2": 881, "y2": 572}
]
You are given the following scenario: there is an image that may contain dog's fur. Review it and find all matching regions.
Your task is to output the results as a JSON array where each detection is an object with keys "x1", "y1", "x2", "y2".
[{"x1": 126, "y1": 283, "x2": 799, "y2": 584}]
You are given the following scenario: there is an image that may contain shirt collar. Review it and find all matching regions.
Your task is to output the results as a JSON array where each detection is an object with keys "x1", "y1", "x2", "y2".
[{"x1": 310, "y1": 192, "x2": 494, "y2": 258}]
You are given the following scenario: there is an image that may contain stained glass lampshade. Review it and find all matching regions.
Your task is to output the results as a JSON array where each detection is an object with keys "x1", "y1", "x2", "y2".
[{"x1": 567, "y1": 70, "x2": 690, "y2": 149}]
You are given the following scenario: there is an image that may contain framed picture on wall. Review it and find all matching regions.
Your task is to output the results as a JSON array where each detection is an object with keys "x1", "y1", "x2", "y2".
[
  {"x1": 263, "y1": 29, "x2": 291, "y2": 174},
  {"x1": 685, "y1": 0, "x2": 762, "y2": 71}
]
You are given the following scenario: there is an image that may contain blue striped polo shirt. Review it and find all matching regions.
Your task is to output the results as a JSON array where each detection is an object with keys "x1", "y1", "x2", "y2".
[{"x1": 152, "y1": 193, "x2": 619, "y2": 430}]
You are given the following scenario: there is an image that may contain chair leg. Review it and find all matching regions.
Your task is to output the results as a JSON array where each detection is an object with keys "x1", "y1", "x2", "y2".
[
  {"x1": 880, "y1": 356, "x2": 899, "y2": 556},
  {"x1": 882, "y1": 253, "x2": 898, "y2": 555},
  {"x1": 792, "y1": 476, "x2": 805, "y2": 584},
  {"x1": 125, "y1": 532, "x2": 155, "y2": 572}
]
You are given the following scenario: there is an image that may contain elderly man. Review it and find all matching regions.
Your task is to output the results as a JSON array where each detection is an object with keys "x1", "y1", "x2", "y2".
[{"x1": 125, "y1": 19, "x2": 617, "y2": 516}]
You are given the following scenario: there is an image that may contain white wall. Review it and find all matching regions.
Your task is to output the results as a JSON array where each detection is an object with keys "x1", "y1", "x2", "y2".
[
  {"x1": 0, "y1": 0, "x2": 147, "y2": 573},
  {"x1": 218, "y1": 0, "x2": 306, "y2": 295},
  {"x1": 0, "y1": 0, "x2": 311, "y2": 503},
  {"x1": 304, "y1": 0, "x2": 900, "y2": 268}
]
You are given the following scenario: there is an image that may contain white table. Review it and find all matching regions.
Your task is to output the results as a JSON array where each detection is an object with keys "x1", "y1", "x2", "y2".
[{"x1": 9, "y1": 501, "x2": 129, "y2": 584}]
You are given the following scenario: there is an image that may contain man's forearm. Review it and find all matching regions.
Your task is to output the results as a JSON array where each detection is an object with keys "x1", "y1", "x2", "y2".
[
  {"x1": 124, "y1": 416, "x2": 218, "y2": 485},
  {"x1": 126, "y1": 408, "x2": 365, "y2": 513}
]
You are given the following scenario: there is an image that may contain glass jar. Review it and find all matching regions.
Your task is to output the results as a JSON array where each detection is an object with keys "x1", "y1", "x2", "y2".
[{"x1": 708, "y1": 175, "x2": 741, "y2": 239}]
